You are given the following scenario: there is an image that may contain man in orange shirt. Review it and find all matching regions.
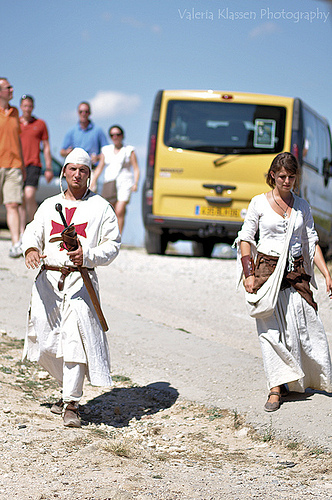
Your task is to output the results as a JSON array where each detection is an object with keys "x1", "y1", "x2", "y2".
[
  {"x1": 19, "y1": 94, "x2": 53, "y2": 224},
  {"x1": 0, "y1": 78, "x2": 25, "y2": 258}
]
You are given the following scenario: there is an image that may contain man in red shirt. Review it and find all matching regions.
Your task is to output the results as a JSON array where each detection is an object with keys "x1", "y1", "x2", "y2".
[
  {"x1": 19, "y1": 94, "x2": 53, "y2": 224},
  {"x1": 0, "y1": 77, "x2": 25, "y2": 258}
]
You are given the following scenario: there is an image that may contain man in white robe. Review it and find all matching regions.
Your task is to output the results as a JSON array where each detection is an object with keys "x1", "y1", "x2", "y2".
[{"x1": 22, "y1": 148, "x2": 121, "y2": 427}]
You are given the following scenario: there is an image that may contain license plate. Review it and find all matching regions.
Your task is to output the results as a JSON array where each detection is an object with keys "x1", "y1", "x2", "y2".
[{"x1": 195, "y1": 206, "x2": 241, "y2": 218}]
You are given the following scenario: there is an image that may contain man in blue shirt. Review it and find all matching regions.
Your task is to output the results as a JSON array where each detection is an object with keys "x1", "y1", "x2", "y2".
[{"x1": 60, "y1": 101, "x2": 107, "y2": 166}]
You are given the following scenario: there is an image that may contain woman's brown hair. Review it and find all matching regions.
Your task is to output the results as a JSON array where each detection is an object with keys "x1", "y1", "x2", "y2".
[{"x1": 266, "y1": 152, "x2": 300, "y2": 188}]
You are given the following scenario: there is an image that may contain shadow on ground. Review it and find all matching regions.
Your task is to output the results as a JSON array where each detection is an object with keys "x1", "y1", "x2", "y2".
[
  {"x1": 281, "y1": 389, "x2": 332, "y2": 407},
  {"x1": 79, "y1": 381, "x2": 179, "y2": 427}
]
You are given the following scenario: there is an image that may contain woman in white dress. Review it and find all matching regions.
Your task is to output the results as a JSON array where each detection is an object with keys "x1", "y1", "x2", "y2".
[
  {"x1": 237, "y1": 152, "x2": 332, "y2": 412},
  {"x1": 90, "y1": 125, "x2": 140, "y2": 234}
]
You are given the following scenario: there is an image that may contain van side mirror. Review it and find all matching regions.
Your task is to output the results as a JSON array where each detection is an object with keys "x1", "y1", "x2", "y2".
[{"x1": 323, "y1": 158, "x2": 332, "y2": 187}]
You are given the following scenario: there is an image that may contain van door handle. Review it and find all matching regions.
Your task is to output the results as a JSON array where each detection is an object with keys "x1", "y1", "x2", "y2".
[
  {"x1": 203, "y1": 184, "x2": 236, "y2": 194},
  {"x1": 205, "y1": 196, "x2": 232, "y2": 205}
]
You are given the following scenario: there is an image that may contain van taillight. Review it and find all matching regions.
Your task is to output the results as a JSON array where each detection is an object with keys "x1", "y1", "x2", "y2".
[
  {"x1": 292, "y1": 143, "x2": 299, "y2": 158},
  {"x1": 148, "y1": 135, "x2": 156, "y2": 168},
  {"x1": 146, "y1": 189, "x2": 153, "y2": 206}
]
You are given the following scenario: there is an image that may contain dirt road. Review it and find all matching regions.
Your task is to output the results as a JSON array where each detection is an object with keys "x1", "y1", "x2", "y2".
[{"x1": 1, "y1": 231, "x2": 332, "y2": 498}]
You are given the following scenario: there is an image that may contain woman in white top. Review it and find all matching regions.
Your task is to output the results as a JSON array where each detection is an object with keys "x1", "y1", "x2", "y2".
[
  {"x1": 237, "y1": 152, "x2": 332, "y2": 412},
  {"x1": 90, "y1": 125, "x2": 140, "y2": 233}
]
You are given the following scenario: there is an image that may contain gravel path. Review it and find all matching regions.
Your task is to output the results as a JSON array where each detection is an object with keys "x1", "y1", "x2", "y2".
[{"x1": 1, "y1": 231, "x2": 332, "y2": 498}]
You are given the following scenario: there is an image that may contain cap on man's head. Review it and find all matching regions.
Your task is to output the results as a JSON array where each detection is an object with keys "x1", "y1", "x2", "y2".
[{"x1": 63, "y1": 148, "x2": 91, "y2": 170}]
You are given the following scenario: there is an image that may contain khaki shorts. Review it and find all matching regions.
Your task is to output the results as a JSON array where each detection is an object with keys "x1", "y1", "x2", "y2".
[{"x1": 0, "y1": 167, "x2": 23, "y2": 205}]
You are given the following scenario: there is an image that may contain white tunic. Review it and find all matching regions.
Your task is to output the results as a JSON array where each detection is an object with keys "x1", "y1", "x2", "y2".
[
  {"x1": 21, "y1": 190, "x2": 121, "y2": 387},
  {"x1": 236, "y1": 193, "x2": 332, "y2": 392}
]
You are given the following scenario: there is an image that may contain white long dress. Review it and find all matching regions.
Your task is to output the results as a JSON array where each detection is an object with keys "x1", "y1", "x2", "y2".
[
  {"x1": 236, "y1": 193, "x2": 332, "y2": 392},
  {"x1": 21, "y1": 190, "x2": 121, "y2": 387}
]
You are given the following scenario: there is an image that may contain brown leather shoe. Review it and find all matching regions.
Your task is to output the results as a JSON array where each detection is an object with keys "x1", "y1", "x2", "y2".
[
  {"x1": 50, "y1": 399, "x2": 63, "y2": 415},
  {"x1": 63, "y1": 402, "x2": 81, "y2": 428},
  {"x1": 264, "y1": 391, "x2": 281, "y2": 412}
]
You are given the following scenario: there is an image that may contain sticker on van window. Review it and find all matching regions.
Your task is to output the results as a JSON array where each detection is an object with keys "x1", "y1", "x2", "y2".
[{"x1": 254, "y1": 119, "x2": 276, "y2": 148}]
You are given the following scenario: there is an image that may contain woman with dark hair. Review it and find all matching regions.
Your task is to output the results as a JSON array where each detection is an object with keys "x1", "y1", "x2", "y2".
[
  {"x1": 236, "y1": 152, "x2": 332, "y2": 412},
  {"x1": 90, "y1": 125, "x2": 139, "y2": 234}
]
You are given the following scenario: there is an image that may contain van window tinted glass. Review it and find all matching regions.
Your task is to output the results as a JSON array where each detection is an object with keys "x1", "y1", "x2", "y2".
[
  {"x1": 317, "y1": 120, "x2": 330, "y2": 174},
  {"x1": 302, "y1": 108, "x2": 319, "y2": 168},
  {"x1": 164, "y1": 100, "x2": 286, "y2": 154},
  {"x1": 303, "y1": 106, "x2": 331, "y2": 173}
]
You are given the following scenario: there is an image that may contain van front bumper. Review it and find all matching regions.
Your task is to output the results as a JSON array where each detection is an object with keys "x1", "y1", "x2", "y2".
[{"x1": 145, "y1": 214, "x2": 243, "y2": 240}]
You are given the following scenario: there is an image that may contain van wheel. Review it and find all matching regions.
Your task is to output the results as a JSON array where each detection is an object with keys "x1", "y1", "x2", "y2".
[
  {"x1": 192, "y1": 241, "x2": 214, "y2": 258},
  {"x1": 145, "y1": 230, "x2": 168, "y2": 255}
]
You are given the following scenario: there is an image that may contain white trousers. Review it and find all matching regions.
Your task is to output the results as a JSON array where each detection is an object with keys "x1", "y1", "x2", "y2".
[{"x1": 62, "y1": 362, "x2": 86, "y2": 402}]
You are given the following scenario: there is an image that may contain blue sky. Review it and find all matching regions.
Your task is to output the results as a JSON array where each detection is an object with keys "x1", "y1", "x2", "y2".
[{"x1": 2, "y1": 0, "x2": 332, "y2": 245}]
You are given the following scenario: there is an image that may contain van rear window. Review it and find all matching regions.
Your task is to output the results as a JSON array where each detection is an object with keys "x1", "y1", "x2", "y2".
[{"x1": 164, "y1": 100, "x2": 286, "y2": 154}]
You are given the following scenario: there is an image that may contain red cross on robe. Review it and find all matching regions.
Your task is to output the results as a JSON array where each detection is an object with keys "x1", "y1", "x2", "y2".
[{"x1": 50, "y1": 207, "x2": 88, "y2": 238}]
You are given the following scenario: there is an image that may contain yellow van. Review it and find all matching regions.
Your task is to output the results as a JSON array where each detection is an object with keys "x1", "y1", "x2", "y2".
[{"x1": 142, "y1": 90, "x2": 332, "y2": 257}]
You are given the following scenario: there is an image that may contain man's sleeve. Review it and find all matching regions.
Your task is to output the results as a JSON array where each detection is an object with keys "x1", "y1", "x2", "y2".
[
  {"x1": 41, "y1": 120, "x2": 49, "y2": 141},
  {"x1": 61, "y1": 128, "x2": 73, "y2": 149},
  {"x1": 82, "y1": 204, "x2": 121, "y2": 268},
  {"x1": 21, "y1": 202, "x2": 46, "y2": 255},
  {"x1": 13, "y1": 107, "x2": 21, "y2": 135}
]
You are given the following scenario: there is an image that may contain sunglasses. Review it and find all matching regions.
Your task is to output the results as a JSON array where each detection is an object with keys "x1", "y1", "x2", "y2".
[
  {"x1": 110, "y1": 133, "x2": 122, "y2": 137},
  {"x1": 21, "y1": 94, "x2": 34, "y2": 103},
  {"x1": 79, "y1": 109, "x2": 90, "y2": 114}
]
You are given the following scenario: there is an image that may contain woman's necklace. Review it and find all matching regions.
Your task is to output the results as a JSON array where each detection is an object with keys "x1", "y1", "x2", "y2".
[{"x1": 272, "y1": 190, "x2": 292, "y2": 218}]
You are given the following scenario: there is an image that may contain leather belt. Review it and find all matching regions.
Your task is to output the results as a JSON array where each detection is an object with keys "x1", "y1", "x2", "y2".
[{"x1": 41, "y1": 264, "x2": 94, "y2": 291}]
